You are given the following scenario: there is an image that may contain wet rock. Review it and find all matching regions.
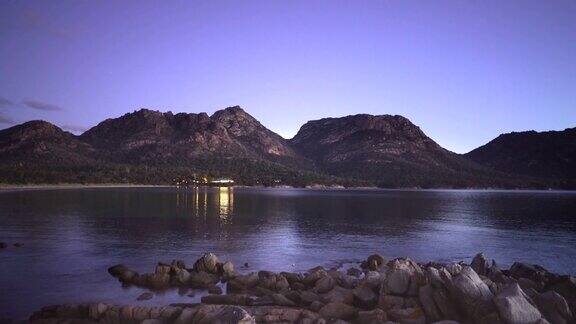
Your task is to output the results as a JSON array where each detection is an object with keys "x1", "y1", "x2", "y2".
[
  {"x1": 362, "y1": 254, "x2": 387, "y2": 271},
  {"x1": 494, "y1": 283, "x2": 544, "y2": 324},
  {"x1": 88, "y1": 303, "x2": 109, "y2": 320},
  {"x1": 321, "y1": 285, "x2": 354, "y2": 305},
  {"x1": 550, "y1": 276, "x2": 576, "y2": 311},
  {"x1": 315, "y1": 276, "x2": 336, "y2": 294},
  {"x1": 133, "y1": 306, "x2": 154, "y2": 322},
  {"x1": 445, "y1": 263, "x2": 463, "y2": 276},
  {"x1": 193, "y1": 304, "x2": 255, "y2": 324},
  {"x1": 419, "y1": 284, "x2": 442, "y2": 322},
  {"x1": 319, "y1": 302, "x2": 358, "y2": 320},
  {"x1": 177, "y1": 287, "x2": 189, "y2": 296},
  {"x1": 172, "y1": 267, "x2": 191, "y2": 285},
  {"x1": 193, "y1": 253, "x2": 220, "y2": 274},
  {"x1": 301, "y1": 290, "x2": 322, "y2": 305},
  {"x1": 310, "y1": 300, "x2": 324, "y2": 312},
  {"x1": 338, "y1": 273, "x2": 360, "y2": 289},
  {"x1": 483, "y1": 277, "x2": 502, "y2": 296},
  {"x1": 174, "y1": 307, "x2": 197, "y2": 323},
  {"x1": 281, "y1": 271, "x2": 304, "y2": 285},
  {"x1": 155, "y1": 262, "x2": 171, "y2": 275},
  {"x1": 327, "y1": 268, "x2": 344, "y2": 279},
  {"x1": 252, "y1": 294, "x2": 279, "y2": 306},
  {"x1": 448, "y1": 266, "x2": 498, "y2": 322},
  {"x1": 273, "y1": 274, "x2": 290, "y2": 292},
  {"x1": 362, "y1": 271, "x2": 383, "y2": 289},
  {"x1": 134, "y1": 273, "x2": 171, "y2": 290},
  {"x1": 292, "y1": 282, "x2": 307, "y2": 291},
  {"x1": 347, "y1": 267, "x2": 362, "y2": 278},
  {"x1": 427, "y1": 267, "x2": 445, "y2": 289},
  {"x1": 353, "y1": 285, "x2": 377, "y2": 309},
  {"x1": 487, "y1": 262, "x2": 506, "y2": 282},
  {"x1": 189, "y1": 271, "x2": 219, "y2": 288},
  {"x1": 357, "y1": 308, "x2": 388, "y2": 323},
  {"x1": 150, "y1": 306, "x2": 183, "y2": 322},
  {"x1": 171, "y1": 259, "x2": 186, "y2": 269},
  {"x1": 141, "y1": 320, "x2": 164, "y2": 324},
  {"x1": 271, "y1": 293, "x2": 297, "y2": 307},
  {"x1": 518, "y1": 277, "x2": 544, "y2": 292},
  {"x1": 378, "y1": 294, "x2": 406, "y2": 310},
  {"x1": 208, "y1": 285, "x2": 223, "y2": 295},
  {"x1": 535, "y1": 290, "x2": 573, "y2": 324},
  {"x1": 222, "y1": 261, "x2": 235, "y2": 278},
  {"x1": 431, "y1": 287, "x2": 460, "y2": 321},
  {"x1": 256, "y1": 272, "x2": 290, "y2": 292},
  {"x1": 258, "y1": 270, "x2": 275, "y2": 278},
  {"x1": 388, "y1": 306, "x2": 426, "y2": 324},
  {"x1": 137, "y1": 292, "x2": 154, "y2": 301},
  {"x1": 254, "y1": 286, "x2": 275, "y2": 296},
  {"x1": 13, "y1": 242, "x2": 23, "y2": 247},
  {"x1": 247, "y1": 305, "x2": 308, "y2": 323},
  {"x1": 509, "y1": 262, "x2": 550, "y2": 284},
  {"x1": 201, "y1": 294, "x2": 254, "y2": 306},
  {"x1": 108, "y1": 264, "x2": 129, "y2": 277},
  {"x1": 108, "y1": 264, "x2": 139, "y2": 283},
  {"x1": 283, "y1": 290, "x2": 302, "y2": 304},
  {"x1": 471, "y1": 253, "x2": 490, "y2": 276},
  {"x1": 304, "y1": 268, "x2": 328, "y2": 286},
  {"x1": 228, "y1": 272, "x2": 259, "y2": 293},
  {"x1": 383, "y1": 258, "x2": 425, "y2": 297}
]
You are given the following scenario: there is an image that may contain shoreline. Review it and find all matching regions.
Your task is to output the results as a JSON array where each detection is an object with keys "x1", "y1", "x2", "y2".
[
  {"x1": 1, "y1": 183, "x2": 575, "y2": 192},
  {"x1": 26, "y1": 252, "x2": 576, "y2": 323},
  {"x1": 0, "y1": 183, "x2": 171, "y2": 191}
]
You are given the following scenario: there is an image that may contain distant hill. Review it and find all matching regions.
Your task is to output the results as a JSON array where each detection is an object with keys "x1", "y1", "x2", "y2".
[
  {"x1": 290, "y1": 114, "x2": 534, "y2": 188},
  {"x1": 0, "y1": 120, "x2": 96, "y2": 165},
  {"x1": 0, "y1": 107, "x2": 569, "y2": 188},
  {"x1": 464, "y1": 128, "x2": 576, "y2": 187}
]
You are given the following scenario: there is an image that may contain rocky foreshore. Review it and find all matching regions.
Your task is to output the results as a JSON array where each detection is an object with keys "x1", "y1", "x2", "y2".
[{"x1": 29, "y1": 253, "x2": 576, "y2": 324}]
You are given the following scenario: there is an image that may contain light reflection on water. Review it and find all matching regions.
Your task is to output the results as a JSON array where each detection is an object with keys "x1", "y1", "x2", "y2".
[{"x1": 0, "y1": 187, "x2": 575, "y2": 320}]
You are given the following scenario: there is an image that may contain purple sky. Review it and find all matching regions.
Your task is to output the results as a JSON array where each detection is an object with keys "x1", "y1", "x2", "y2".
[{"x1": 0, "y1": 0, "x2": 575, "y2": 153}]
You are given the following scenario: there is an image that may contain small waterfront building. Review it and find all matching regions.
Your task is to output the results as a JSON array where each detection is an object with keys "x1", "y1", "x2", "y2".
[{"x1": 210, "y1": 178, "x2": 235, "y2": 186}]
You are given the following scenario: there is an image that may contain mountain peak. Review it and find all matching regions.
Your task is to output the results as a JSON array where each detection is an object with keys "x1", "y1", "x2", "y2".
[
  {"x1": 0, "y1": 120, "x2": 67, "y2": 138},
  {"x1": 292, "y1": 113, "x2": 427, "y2": 146},
  {"x1": 222, "y1": 105, "x2": 244, "y2": 113},
  {"x1": 211, "y1": 105, "x2": 249, "y2": 119}
]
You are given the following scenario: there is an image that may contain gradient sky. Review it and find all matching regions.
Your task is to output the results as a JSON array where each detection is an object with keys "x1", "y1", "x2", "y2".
[{"x1": 0, "y1": 0, "x2": 575, "y2": 153}]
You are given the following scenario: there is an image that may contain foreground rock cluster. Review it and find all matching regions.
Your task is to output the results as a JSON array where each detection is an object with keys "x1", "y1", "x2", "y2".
[{"x1": 30, "y1": 253, "x2": 576, "y2": 323}]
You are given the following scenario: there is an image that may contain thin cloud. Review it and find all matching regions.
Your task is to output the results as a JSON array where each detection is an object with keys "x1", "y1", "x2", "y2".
[
  {"x1": 21, "y1": 99, "x2": 63, "y2": 111},
  {"x1": 62, "y1": 124, "x2": 87, "y2": 134},
  {"x1": 0, "y1": 96, "x2": 15, "y2": 108},
  {"x1": 0, "y1": 114, "x2": 15, "y2": 125}
]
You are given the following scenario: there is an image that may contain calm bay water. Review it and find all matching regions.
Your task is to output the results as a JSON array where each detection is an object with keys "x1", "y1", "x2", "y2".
[{"x1": 1, "y1": 187, "x2": 576, "y2": 320}]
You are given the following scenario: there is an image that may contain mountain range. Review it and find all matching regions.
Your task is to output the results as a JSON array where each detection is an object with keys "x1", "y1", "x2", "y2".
[{"x1": 0, "y1": 106, "x2": 573, "y2": 189}]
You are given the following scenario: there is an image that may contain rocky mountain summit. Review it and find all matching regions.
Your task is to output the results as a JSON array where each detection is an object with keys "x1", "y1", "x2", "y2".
[
  {"x1": 80, "y1": 106, "x2": 305, "y2": 166},
  {"x1": 465, "y1": 128, "x2": 576, "y2": 185},
  {"x1": 29, "y1": 252, "x2": 576, "y2": 323}
]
